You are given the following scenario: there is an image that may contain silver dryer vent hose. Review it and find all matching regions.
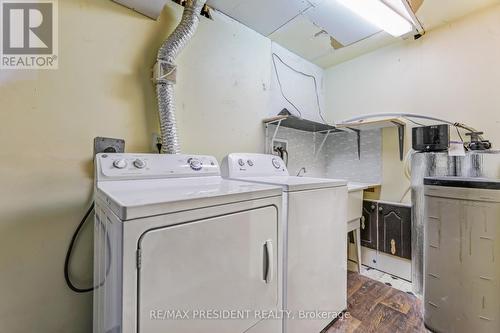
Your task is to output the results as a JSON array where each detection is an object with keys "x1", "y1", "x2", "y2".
[{"x1": 154, "y1": 0, "x2": 206, "y2": 154}]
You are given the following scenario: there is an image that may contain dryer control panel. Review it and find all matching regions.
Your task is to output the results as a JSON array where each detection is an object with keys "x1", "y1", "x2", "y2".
[
  {"x1": 96, "y1": 153, "x2": 220, "y2": 181},
  {"x1": 221, "y1": 153, "x2": 289, "y2": 178}
]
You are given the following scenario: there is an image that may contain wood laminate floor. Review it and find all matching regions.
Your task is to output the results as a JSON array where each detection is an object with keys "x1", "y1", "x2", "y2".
[{"x1": 325, "y1": 271, "x2": 426, "y2": 333}]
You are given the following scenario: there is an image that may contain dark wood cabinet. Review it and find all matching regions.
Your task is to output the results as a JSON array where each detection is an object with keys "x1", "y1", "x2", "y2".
[
  {"x1": 377, "y1": 203, "x2": 412, "y2": 260},
  {"x1": 361, "y1": 201, "x2": 378, "y2": 250},
  {"x1": 361, "y1": 200, "x2": 412, "y2": 260}
]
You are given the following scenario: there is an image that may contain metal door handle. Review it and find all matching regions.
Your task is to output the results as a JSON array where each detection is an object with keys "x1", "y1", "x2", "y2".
[
  {"x1": 263, "y1": 240, "x2": 274, "y2": 284},
  {"x1": 391, "y1": 239, "x2": 397, "y2": 255}
]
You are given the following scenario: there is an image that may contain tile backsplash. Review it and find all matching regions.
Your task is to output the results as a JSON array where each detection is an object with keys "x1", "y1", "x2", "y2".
[
  {"x1": 268, "y1": 125, "x2": 328, "y2": 177},
  {"x1": 268, "y1": 125, "x2": 382, "y2": 183},
  {"x1": 324, "y1": 129, "x2": 382, "y2": 184}
]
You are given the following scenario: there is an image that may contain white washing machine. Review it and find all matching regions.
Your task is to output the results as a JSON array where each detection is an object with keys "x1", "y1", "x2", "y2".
[
  {"x1": 221, "y1": 153, "x2": 348, "y2": 333},
  {"x1": 93, "y1": 153, "x2": 283, "y2": 333},
  {"x1": 424, "y1": 177, "x2": 500, "y2": 333}
]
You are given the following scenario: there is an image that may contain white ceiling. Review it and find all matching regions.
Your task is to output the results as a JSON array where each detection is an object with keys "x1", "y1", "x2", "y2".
[
  {"x1": 208, "y1": 0, "x2": 311, "y2": 36},
  {"x1": 207, "y1": 0, "x2": 500, "y2": 68},
  {"x1": 303, "y1": 1, "x2": 381, "y2": 46}
]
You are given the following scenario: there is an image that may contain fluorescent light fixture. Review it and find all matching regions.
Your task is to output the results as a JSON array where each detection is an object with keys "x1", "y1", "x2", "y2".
[{"x1": 337, "y1": 0, "x2": 414, "y2": 37}]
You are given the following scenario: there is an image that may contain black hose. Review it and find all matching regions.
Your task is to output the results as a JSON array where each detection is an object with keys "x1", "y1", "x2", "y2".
[
  {"x1": 64, "y1": 200, "x2": 112, "y2": 294},
  {"x1": 64, "y1": 202, "x2": 95, "y2": 293}
]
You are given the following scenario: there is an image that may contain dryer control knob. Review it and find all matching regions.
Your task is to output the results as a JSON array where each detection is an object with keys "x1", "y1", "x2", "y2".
[
  {"x1": 272, "y1": 158, "x2": 281, "y2": 169},
  {"x1": 113, "y1": 159, "x2": 128, "y2": 169},
  {"x1": 133, "y1": 159, "x2": 147, "y2": 169},
  {"x1": 238, "y1": 159, "x2": 245, "y2": 167},
  {"x1": 247, "y1": 160, "x2": 254, "y2": 167},
  {"x1": 188, "y1": 158, "x2": 203, "y2": 171}
]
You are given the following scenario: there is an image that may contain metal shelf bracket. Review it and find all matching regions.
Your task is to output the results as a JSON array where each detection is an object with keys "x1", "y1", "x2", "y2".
[
  {"x1": 265, "y1": 119, "x2": 282, "y2": 154},
  {"x1": 347, "y1": 127, "x2": 362, "y2": 160},
  {"x1": 314, "y1": 130, "x2": 332, "y2": 161},
  {"x1": 391, "y1": 121, "x2": 405, "y2": 161}
]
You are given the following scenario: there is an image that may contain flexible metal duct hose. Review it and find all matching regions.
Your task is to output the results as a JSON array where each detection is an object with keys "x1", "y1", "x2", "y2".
[
  {"x1": 156, "y1": 83, "x2": 179, "y2": 154},
  {"x1": 155, "y1": 0, "x2": 206, "y2": 154}
]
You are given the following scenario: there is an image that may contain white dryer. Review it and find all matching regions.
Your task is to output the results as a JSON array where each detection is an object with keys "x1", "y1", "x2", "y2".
[
  {"x1": 93, "y1": 153, "x2": 283, "y2": 333},
  {"x1": 221, "y1": 153, "x2": 348, "y2": 333}
]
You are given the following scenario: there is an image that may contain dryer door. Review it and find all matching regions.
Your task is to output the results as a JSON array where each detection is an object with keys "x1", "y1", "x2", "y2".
[{"x1": 137, "y1": 206, "x2": 279, "y2": 333}]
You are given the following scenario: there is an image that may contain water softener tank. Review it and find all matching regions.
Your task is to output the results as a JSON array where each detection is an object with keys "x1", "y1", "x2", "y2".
[
  {"x1": 411, "y1": 151, "x2": 500, "y2": 295},
  {"x1": 423, "y1": 177, "x2": 500, "y2": 333}
]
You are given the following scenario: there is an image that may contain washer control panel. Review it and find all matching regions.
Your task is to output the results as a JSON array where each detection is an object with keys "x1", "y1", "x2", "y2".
[
  {"x1": 271, "y1": 158, "x2": 281, "y2": 169},
  {"x1": 187, "y1": 158, "x2": 203, "y2": 171},
  {"x1": 133, "y1": 158, "x2": 147, "y2": 169},
  {"x1": 96, "y1": 153, "x2": 219, "y2": 180},
  {"x1": 113, "y1": 158, "x2": 128, "y2": 169},
  {"x1": 221, "y1": 153, "x2": 288, "y2": 178}
]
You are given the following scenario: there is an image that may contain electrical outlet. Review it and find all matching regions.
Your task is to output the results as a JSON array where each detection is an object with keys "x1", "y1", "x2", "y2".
[
  {"x1": 93, "y1": 137, "x2": 125, "y2": 156},
  {"x1": 272, "y1": 139, "x2": 288, "y2": 155}
]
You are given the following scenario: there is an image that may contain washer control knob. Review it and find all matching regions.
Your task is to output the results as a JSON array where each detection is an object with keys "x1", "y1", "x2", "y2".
[
  {"x1": 272, "y1": 158, "x2": 281, "y2": 169},
  {"x1": 188, "y1": 158, "x2": 203, "y2": 171},
  {"x1": 238, "y1": 158, "x2": 245, "y2": 167},
  {"x1": 247, "y1": 160, "x2": 254, "y2": 167},
  {"x1": 113, "y1": 159, "x2": 128, "y2": 169},
  {"x1": 133, "y1": 159, "x2": 147, "y2": 169}
]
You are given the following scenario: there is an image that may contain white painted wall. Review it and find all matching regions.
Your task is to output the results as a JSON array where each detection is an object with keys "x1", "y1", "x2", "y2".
[
  {"x1": 173, "y1": 9, "x2": 272, "y2": 159},
  {"x1": 325, "y1": 4, "x2": 500, "y2": 201},
  {"x1": 269, "y1": 42, "x2": 327, "y2": 122}
]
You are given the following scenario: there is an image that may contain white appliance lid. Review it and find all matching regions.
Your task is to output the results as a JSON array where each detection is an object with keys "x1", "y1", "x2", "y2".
[
  {"x1": 232, "y1": 176, "x2": 347, "y2": 192},
  {"x1": 97, "y1": 176, "x2": 282, "y2": 220}
]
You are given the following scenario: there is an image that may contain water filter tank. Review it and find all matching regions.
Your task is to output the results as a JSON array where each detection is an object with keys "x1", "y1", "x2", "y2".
[
  {"x1": 411, "y1": 150, "x2": 500, "y2": 295},
  {"x1": 424, "y1": 177, "x2": 500, "y2": 333}
]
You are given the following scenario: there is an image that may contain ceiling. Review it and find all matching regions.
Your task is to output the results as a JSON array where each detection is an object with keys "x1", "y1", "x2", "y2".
[{"x1": 207, "y1": 0, "x2": 500, "y2": 68}]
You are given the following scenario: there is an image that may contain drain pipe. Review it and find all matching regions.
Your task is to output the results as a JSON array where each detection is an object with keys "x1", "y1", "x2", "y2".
[{"x1": 154, "y1": 0, "x2": 206, "y2": 154}]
